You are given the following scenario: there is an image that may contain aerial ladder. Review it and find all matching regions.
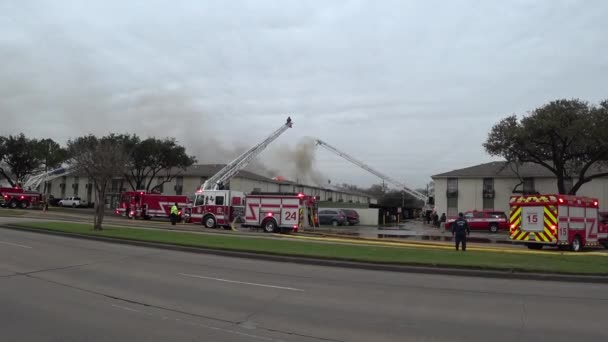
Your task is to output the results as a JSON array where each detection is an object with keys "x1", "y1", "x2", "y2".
[
  {"x1": 314, "y1": 139, "x2": 432, "y2": 209},
  {"x1": 200, "y1": 116, "x2": 293, "y2": 191},
  {"x1": 22, "y1": 163, "x2": 75, "y2": 192}
]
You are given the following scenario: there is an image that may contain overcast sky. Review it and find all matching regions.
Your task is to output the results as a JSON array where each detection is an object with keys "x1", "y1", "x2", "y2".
[{"x1": 1, "y1": 0, "x2": 607, "y2": 190}]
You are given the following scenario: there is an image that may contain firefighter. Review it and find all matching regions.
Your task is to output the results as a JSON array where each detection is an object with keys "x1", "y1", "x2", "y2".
[
  {"x1": 451, "y1": 212, "x2": 470, "y2": 251},
  {"x1": 170, "y1": 202, "x2": 179, "y2": 226}
]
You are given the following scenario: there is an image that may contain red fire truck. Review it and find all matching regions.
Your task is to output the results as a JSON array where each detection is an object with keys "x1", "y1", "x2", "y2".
[
  {"x1": 187, "y1": 190, "x2": 318, "y2": 233},
  {"x1": 115, "y1": 190, "x2": 190, "y2": 220},
  {"x1": 0, "y1": 187, "x2": 43, "y2": 209},
  {"x1": 509, "y1": 194, "x2": 603, "y2": 251},
  {"x1": 244, "y1": 192, "x2": 318, "y2": 233}
]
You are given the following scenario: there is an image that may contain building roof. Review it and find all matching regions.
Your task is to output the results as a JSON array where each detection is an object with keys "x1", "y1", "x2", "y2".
[
  {"x1": 432, "y1": 161, "x2": 608, "y2": 179},
  {"x1": 178, "y1": 164, "x2": 276, "y2": 183}
]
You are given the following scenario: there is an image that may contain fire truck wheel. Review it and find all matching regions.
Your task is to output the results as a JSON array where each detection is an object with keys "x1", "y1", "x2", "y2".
[
  {"x1": 489, "y1": 223, "x2": 499, "y2": 233},
  {"x1": 9, "y1": 200, "x2": 18, "y2": 209},
  {"x1": 263, "y1": 219, "x2": 277, "y2": 233},
  {"x1": 19, "y1": 201, "x2": 28, "y2": 209},
  {"x1": 203, "y1": 215, "x2": 216, "y2": 229},
  {"x1": 571, "y1": 236, "x2": 582, "y2": 252}
]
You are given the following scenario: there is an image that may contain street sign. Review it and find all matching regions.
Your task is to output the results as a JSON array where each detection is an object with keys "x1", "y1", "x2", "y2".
[{"x1": 397, "y1": 207, "x2": 402, "y2": 213}]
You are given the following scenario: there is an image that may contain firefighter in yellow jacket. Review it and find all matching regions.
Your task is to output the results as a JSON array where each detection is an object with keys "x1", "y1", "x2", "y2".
[{"x1": 170, "y1": 203, "x2": 179, "y2": 226}]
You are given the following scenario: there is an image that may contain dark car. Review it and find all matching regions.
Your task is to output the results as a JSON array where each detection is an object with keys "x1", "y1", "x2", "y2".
[
  {"x1": 600, "y1": 211, "x2": 608, "y2": 248},
  {"x1": 341, "y1": 209, "x2": 360, "y2": 226},
  {"x1": 48, "y1": 195, "x2": 62, "y2": 206},
  {"x1": 318, "y1": 209, "x2": 348, "y2": 226}
]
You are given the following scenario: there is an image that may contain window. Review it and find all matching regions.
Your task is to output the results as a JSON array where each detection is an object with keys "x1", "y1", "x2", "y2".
[
  {"x1": 111, "y1": 179, "x2": 121, "y2": 193},
  {"x1": 73, "y1": 176, "x2": 79, "y2": 197},
  {"x1": 482, "y1": 178, "x2": 494, "y2": 209},
  {"x1": 447, "y1": 197, "x2": 458, "y2": 216},
  {"x1": 523, "y1": 178, "x2": 535, "y2": 194},
  {"x1": 175, "y1": 176, "x2": 184, "y2": 195},
  {"x1": 195, "y1": 195, "x2": 205, "y2": 206},
  {"x1": 61, "y1": 176, "x2": 67, "y2": 198},
  {"x1": 464, "y1": 212, "x2": 474, "y2": 219},
  {"x1": 447, "y1": 178, "x2": 458, "y2": 216},
  {"x1": 474, "y1": 211, "x2": 483, "y2": 218},
  {"x1": 215, "y1": 196, "x2": 224, "y2": 205},
  {"x1": 156, "y1": 178, "x2": 164, "y2": 193}
]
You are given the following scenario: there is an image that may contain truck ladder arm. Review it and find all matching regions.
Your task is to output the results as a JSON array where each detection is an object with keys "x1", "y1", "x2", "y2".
[
  {"x1": 314, "y1": 139, "x2": 429, "y2": 203},
  {"x1": 201, "y1": 117, "x2": 293, "y2": 191},
  {"x1": 22, "y1": 164, "x2": 75, "y2": 191}
]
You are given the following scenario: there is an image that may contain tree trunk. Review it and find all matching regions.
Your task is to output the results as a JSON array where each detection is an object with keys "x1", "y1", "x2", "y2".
[
  {"x1": 556, "y1": 175, "x2": 566, "y2": 194},
  {"x1": 93, "y1": 184, "x2": 106, "y2": 230}
]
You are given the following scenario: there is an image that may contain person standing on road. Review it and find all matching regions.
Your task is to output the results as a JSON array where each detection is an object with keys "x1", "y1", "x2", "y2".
[
  {"x1": 170, "y1": 202, "x2": 179, "y2": 226},
  {"x1": 451, "y1": 212, "x2": 470, "y2": 251}
]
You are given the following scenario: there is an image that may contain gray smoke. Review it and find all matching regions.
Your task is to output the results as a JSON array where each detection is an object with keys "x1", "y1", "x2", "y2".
[{"x1": 0, "y1": 33, "x2": 326, "y2": 187}]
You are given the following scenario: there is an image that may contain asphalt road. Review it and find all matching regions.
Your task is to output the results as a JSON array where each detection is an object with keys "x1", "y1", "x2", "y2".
[{"x1": 1, "y1": 228, "x2": 607, "y2": 342}]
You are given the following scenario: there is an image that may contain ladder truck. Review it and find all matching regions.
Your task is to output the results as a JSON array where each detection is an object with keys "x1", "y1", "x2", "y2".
[
  {"x1": 187, "y1": 116, "x2": 319, "y2": 233},
  {"x1": 314, "y1": 139, "x2": 433, "y2": 211},
  {"x1": 5, "y1": 164, "x2": 76, "y2": 209}
]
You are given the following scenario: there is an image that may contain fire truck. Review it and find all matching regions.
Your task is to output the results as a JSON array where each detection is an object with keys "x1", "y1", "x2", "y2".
[
  {"x1": 115, "y1": 190, "x2": 190, "y2": 220},
  {"x1": 244, "y1": 192, "x2": 318, "y2": 233},
  {"x1": 509, "y1": 194, "x2": 604, "y2": 251},
  {"x1": 0, "y1": 187, "x2": 43, "y2": 209},
  {"x1": 186, "y1": 116, "x2": 319, "y2": 232}
]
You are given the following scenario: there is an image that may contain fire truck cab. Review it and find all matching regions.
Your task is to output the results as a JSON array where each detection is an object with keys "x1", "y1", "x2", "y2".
[
  {"x1": 0, "y1": 187, "x2": 43, "y2": 209},
  {"x1": 188, "y1": 189, "x2": 246, "y2": 229},
  {"x1": 509, "y1": 194, "x2": 601, "y2": 251}
]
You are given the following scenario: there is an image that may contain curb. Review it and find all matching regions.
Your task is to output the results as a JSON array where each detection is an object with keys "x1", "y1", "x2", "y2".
[{"x1": 2, "y1": 224, "x2": 608, "y2": 284}]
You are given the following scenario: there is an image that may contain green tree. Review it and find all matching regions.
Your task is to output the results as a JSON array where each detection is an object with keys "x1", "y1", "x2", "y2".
[
  {"x1": 0, "y1": 133, "x2": 41, "y2": 186},
  {"x1": 68, "y1": 134, "x2": 131, "y2": 230},
  {"x1": 484, "y1": 98, "x2": 608, "y2": 195},
  {"x1": 124, "y1": 137, "x2": 196, "y2": 192}
]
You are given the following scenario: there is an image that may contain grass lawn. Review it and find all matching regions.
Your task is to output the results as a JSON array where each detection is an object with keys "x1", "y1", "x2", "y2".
[
  {"x1": 11, "y1": 221, "x2": 608, "y2": 275},
  {"x1": 0, "y1": 209, "x2": 27, "y2": 217}
]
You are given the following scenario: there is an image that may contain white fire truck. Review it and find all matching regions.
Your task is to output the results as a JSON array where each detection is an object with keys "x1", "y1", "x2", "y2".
[
  {"x1": 185, "y1": 117, "x2": 320, "y2": 233},
  {"x1": 509, "y1": 194, "x2": 605, "y2": 251}
]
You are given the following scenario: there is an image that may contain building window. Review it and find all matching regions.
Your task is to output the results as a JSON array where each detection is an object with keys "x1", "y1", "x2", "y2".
[
  {"x1": 175, "y1": 176, "x2": 184, "y2": 195},
  {"x1": 483, "y1": 178, "x2": 494, "y2": 210},
  {"x1": 447, "y1": 178, "x2": 458, "y2": 216},
  {"x1": 73, "y1": 176, "x2": 79, "y2": 197},
  {"x1": 61, "y1": 176, "x2": 67, "y2": 198},
  {"x1": 523, "y1": 178, "x2": 535, "y2": 194},
  {"x1": 156, "y1": 177, "x2": 164, "y2": 193},
  {"x1": 111, "y1": 179, "x2": 121, "y2": 193}
]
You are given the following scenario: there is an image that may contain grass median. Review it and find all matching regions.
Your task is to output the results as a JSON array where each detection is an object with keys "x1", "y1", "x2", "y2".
[
  {"x1": 0, "y1": 209, "x2": 27, "y2": 217},
  {"x1": 10, "y1": 221, "x2": 608, "y2": 275}
]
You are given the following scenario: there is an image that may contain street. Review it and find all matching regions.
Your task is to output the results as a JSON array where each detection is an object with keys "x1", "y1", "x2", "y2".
[{"x1": 1, "y1": 227, "x2": 607, "y2": 342}]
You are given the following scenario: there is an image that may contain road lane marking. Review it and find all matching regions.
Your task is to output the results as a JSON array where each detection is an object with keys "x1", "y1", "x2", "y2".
[
  {"x1": 0, "y1": 240, "x2": 32, "y2": 249},
  {"x1": 179, "y1": 273, "x2": 304, "y2": 292}
]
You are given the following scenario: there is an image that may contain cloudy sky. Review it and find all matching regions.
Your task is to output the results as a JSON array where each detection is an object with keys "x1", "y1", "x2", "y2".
[{"x1": 1, "y1": 0, "x2": 607, "y2": 190}]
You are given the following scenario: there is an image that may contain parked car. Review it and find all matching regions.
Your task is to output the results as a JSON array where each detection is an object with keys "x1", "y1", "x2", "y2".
[
  {"x1": 341, "y1": 209, "x2": 360, "y2": 226},
  {"x1": 318, "y1": 209, "x2": 348, "y2": 226},
  {"x1": 445, "y1": 210, "x2": 509, "y2": 233},
  {"x1": 599, "y1": 211, "x2": 608, "y2": 248},
  {"x1": 58, "y1": 197, "x2": 88, "y2": 208}
]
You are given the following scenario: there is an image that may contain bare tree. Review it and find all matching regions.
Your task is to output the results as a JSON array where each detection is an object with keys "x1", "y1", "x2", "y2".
[{"x1": 68, "y1": 134, "x2": 130, "y2": 230}]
